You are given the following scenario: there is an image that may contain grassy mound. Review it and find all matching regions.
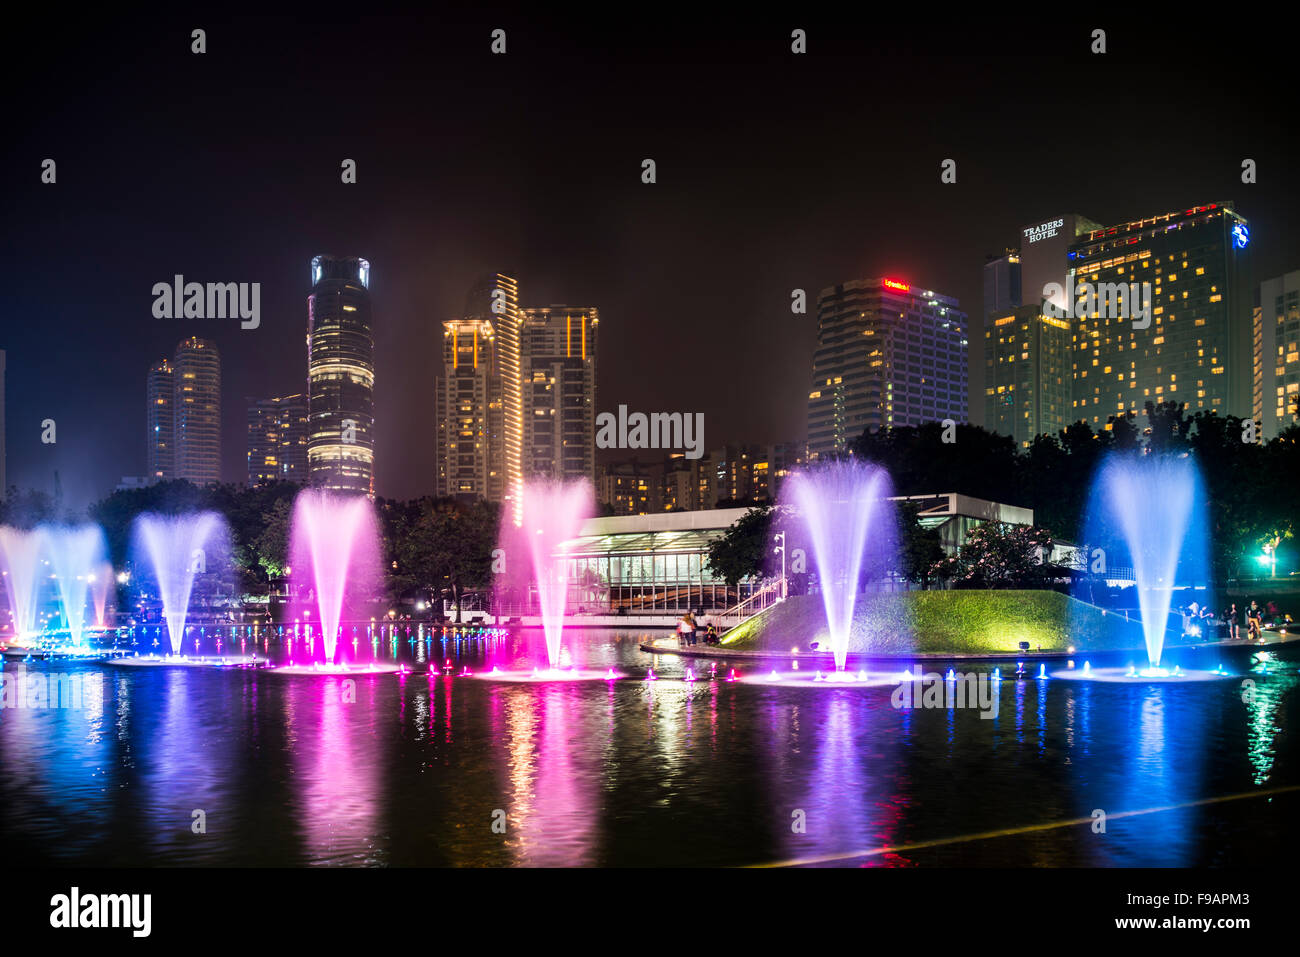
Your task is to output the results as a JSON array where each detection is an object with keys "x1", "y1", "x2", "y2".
[{"x1": 720, "y1": 590, "x2": 1150, "y2": 656}]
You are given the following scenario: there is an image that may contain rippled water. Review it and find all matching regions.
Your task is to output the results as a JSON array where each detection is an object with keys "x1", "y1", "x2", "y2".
[{"x1": 1, "y1": 627, "x2": 1296, "y2": 866}]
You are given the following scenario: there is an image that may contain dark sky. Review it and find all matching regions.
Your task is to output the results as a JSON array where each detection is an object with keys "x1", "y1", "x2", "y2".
[{"x1": 4, "y1": 12, "x2": 1297, "y2": 509}]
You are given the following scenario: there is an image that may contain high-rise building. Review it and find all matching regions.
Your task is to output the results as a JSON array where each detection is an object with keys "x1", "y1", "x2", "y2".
[
  {"x1": 146, "y1": 358, "x2": 175, "y2": 480},
  {"x1": 1068, "y1": 203, "x2": 1252, "y2": 428},
  {"x1": 435, "y1": 318, "x2": 502, "y2": 501},
  {"x1": 307, "y1": 255, "x2": 374, "y2": 495},
  {"x1": 462, "y1": 274, "x2": 522, "y2": 522},
  {"x1": 807, "y1": 277, "x2": 968, "y2": 458},
  {"x1": 985, "y1": 305, "x2": 1072, "y2": 447},
  {"x1": 1256, "y1": 270, "x2": 1300, "y2": 438},
  {"x1": 599, "y1": 460, "x2": 661, "y2": 514},
  {"x1": 521, "y1": 306, "x2": 598, "y2": 486},
  {"x1": 247, "y1": 393, "x2": 308, "y2": 485},
  {"x1": 172, "y1": 337, "x2": 221, "y2": 485}
]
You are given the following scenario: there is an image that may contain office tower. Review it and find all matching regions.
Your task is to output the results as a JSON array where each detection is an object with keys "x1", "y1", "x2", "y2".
[
  {"x1": 435, "y1": 319, "x2": 503, "y2": 501},
  {"x1": 985, "y1": 305, "x2": 1072, "y2": 447},
  {"x1": 1069, "y1": 203, "x2": 1253, "y2": 428},
  {"x1": 521, "y1": 306, "x2": 599, "y2": 486},
  {"x1": 1256, "y1": 270, "x2": 1300, "y2": 438},
  {"x1": 807, "y1": 278, "x2": 968, "y2": 458},
  {"x1": 307, "y1": 255, "x2": 374, "y2": 495},
  {"x1": 172, "y1": 337, "x2": 221, "y2": 485},
  {"x1": 247, "y1": 393, "x2": 308, "y2": 485},
  {"x1": 463, "y1": 273, "x2": 522, "y2": 523},
  {"x1": 146, "y1": 358, "x2": 175, "y2": 480}
]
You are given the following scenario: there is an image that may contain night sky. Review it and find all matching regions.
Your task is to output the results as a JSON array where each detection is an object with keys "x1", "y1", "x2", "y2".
[{"x1": 4, "y1": 12, "x2": 1296, "y2": 508}]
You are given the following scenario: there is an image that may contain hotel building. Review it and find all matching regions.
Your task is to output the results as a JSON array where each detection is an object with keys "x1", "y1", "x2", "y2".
[
  {"x1": 1068, "y1": 203, "x2": 1253, "y2": 428},
  {"x1": 985, "y1": 305, "x2": 1072, "y2": 447},
  {"x1": 807, "y1": 278, "x2": 968, "y2": 458}
]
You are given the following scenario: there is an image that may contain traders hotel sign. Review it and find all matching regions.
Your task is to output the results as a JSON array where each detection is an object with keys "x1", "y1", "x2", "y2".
[{"x1": 1023, "y1": 218, "x2": 1065, "y2": 244}]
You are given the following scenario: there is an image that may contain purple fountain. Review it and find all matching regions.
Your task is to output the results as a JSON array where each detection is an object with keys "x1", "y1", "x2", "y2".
[
  {"x1": 785, "y1": 460, "x2": 897, "y2": 674},
  {"x1": 135, "y1": 512, "x2": 227, "y2": 655}
]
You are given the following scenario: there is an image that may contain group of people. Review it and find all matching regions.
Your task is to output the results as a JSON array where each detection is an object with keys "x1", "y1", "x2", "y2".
[
  {"x1": 1180, "y1": 599, "x2": 1280, "y2": 642},
  {"x1": 676, "y1": 612, "x2": 719, "y2": 646}
]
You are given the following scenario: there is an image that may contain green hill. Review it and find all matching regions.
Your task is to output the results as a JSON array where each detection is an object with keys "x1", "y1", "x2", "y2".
[{"x1": 720, "y1": 590, "x2": 1153, "y2": 656}]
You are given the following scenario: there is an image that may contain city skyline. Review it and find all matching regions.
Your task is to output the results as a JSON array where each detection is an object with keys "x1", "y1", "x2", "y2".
[{"x1": 3, "y1": 16, "x2": 1298, "y2": 509}]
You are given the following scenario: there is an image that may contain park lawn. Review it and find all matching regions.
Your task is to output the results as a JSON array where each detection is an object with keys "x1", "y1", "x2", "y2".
[{"x1": 719, "y1": 589, "x2": 1151, "y2": 656}]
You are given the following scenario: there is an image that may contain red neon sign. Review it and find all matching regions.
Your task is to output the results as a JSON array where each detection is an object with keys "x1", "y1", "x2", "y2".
[{"x1": 882, "y1": 279, "x2": 910, "y2": 292}]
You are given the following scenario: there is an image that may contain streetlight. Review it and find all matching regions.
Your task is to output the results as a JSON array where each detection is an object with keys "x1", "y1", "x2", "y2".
[{"x1": 773, "y1": 531, "x2": 787, "y2": 599}]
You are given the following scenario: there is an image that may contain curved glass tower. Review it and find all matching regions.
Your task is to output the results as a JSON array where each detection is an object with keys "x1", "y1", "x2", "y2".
[{"x1": 307, "y1": 255, "x2": 374, "y2": 495}]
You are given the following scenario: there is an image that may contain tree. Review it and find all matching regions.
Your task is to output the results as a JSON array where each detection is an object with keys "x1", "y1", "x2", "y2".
[
  {"x1": 704, "y1": 504, "x2": 775, "y2": 586},
  {"x1": 898, "y1": 501, "x2": 945, "y2": 588},
  {"x1": 931, "y1": 521, "x2": 1055, "y2": 589}
]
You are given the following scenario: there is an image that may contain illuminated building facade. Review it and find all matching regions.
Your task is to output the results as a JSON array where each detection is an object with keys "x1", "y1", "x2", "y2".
[
  {"x1": 146, "y1": 358, "x2": 175, "y2": 480},
  {"x1": 172, "y1": 337, "x2": 221, "y2": 485},
  {"x1": 807, "y1": 278, "x2": 968, "y2": 458},
  {"x1": 1256, "y1": 270, "x2": 1300, "y2": 438},
  {"x1": 521, "y1": 306, "x2": 598, "y2": 486},
  {"x1": 985, "y1": 305, "x2": 1072, "y2": 447},
  {"x1": 247, "y1": 393, "x2": 308, "y2": 485},
  {"x1": 307, "y1": 255, "x2": 374, "y2": 495},
  {"x1": 461, "y1": 274, "x2": 522, "y2": 522},
  {"x1": 435, "y1": 318, "x2": 502, "y2": 501},
  {"x1": 1068, "y1": 204, "x2": 1252, "y2": 428}
]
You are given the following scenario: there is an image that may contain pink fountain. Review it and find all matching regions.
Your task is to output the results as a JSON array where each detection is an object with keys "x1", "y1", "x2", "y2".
[
  {"x1": 283, "y1": 489, "x2": 387, "y2": 673},
  {"x1": 478, "y1": 477, "x2": 615, "y2": 681}
]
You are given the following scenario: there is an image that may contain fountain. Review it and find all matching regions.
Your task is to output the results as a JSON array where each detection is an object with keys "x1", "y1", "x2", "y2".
[
  {"x1": 134, "y1": 512, "x2": 227, "y2": 655},
  {"x1": 1071, "y1": 453, "x2": 1218, "y2": 681},
  {"x1": 520, "y1": 478, "x2": 593, "y2": 671},
  {"x1": 288, "y1": 489, "x2": 381, "y2": 669},
  {"x1": 44, "y1": 524, "x2": 108, "y2": 647},
  {"x1": 785, "y1": 460, "x2": 897, "y2": 673},
  {"x1": 0, "y1": 527, "x2": 47, "y2": 642}
]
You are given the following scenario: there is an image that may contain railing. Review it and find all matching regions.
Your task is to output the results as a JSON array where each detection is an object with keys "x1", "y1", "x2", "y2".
[{"x1": 714, "y1": 577, "x2": 787, "y2": 632}]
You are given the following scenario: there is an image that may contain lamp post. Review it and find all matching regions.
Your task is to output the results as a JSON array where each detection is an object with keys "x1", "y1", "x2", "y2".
[{"x1": 773, "y1": 531, "x2": 787, "y2": 600}]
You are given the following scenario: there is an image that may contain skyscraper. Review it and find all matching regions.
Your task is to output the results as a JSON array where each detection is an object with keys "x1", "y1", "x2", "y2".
[
  {"x1": 464, "y1": 273, "x2": 522, "y2": 523},
  {"x1": 307, "y1": 255, "x2": 374, "y2": 495},
  {"x1": 435, "y1": 318, "x2": 503, "y2": 501},
  {"x1": 1256, "y1": 270, "x2": 1300, "y2": 438},
  {"x1": 521, "y1": 305, "x2": 599, "y2": 486},
  {"x1": 985, "y1": 305, "x2": 1072, "y2": 447},
  {"x1": 247, "y1": 393, "x2": 308, "y2": 485},
  {"x1": 146, "y1": 358, "x2": 174, "y2": 480},
  {"x1": 1068, "y1": 203, "x2": 1252, "y2": 428},
  {"x1": 807, "y1": 277, "x2": 968, "y2": 458},
  {"x1": 172, "y1": 337, "x2": 221, "y2": 485}
]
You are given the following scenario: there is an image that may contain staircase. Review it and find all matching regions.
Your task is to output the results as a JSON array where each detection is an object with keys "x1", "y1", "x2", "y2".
[{"x1": 714, "y1": 577, "x2": 787, "y2": 633}]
